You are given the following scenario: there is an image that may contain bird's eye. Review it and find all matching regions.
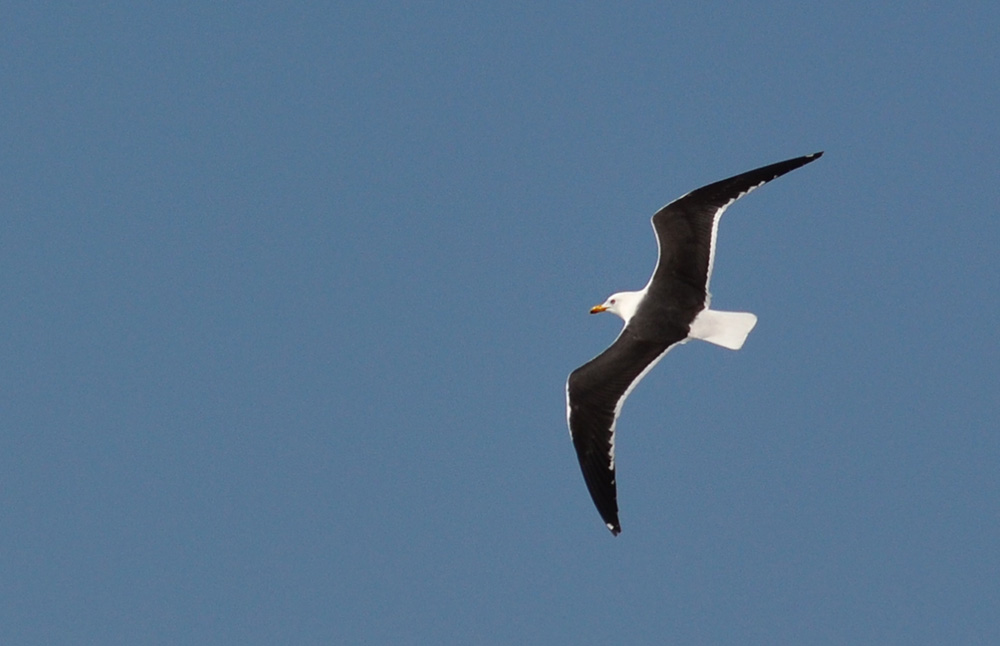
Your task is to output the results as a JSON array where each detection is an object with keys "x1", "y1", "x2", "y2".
[{"x1": 610, "y1": 299, "x2": 616, "y2": 304}]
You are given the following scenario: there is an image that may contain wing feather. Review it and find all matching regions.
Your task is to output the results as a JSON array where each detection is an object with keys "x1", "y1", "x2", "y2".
[
  {"x1": 566, "y1": 328, "x2": 669, "y2": 534},
  {"x1": 646, "y1": 152, "x2": 823, "y2": 308}
]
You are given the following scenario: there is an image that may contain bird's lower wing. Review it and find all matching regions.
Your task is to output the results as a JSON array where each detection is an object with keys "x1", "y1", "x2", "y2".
[{"x1": 566, "y1": 329, "x2": 669, "y2": 534}]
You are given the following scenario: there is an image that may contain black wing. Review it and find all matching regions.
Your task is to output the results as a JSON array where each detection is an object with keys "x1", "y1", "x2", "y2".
[
  {"x1": 647, "y1": 152, "x2": 823, "y2": 309},
  {"x1": 566, "y1": 327, "x2": 674, "y2": 535}
]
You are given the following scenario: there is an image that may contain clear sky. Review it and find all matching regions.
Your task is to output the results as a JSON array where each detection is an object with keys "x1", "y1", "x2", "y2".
[{"x1": 2, "y1": 3, "x2": 998, "y2": 644}]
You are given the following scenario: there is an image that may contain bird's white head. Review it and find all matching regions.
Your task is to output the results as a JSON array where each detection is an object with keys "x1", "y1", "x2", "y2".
[{"x1": 589, "y1": 290, "x2": 645, "y2": 323}]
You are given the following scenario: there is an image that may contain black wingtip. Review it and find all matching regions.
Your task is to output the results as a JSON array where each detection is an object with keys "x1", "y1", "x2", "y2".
[{"x1": 608, "y1": 522, "x2": 621, "y2": 536}]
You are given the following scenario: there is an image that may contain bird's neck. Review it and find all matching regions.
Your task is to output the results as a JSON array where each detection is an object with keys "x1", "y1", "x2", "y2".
[{"x1": 615, "y1": 290, "x2": 646, "y2": 323}]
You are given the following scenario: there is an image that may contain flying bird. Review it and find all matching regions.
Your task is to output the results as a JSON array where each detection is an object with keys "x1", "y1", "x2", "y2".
[{"x1": 566, "y1": 152, "x2": 823, "y2": 535}]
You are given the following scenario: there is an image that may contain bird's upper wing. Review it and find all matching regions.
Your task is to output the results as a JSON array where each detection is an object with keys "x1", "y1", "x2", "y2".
[
  {"x1": 566, "y1": 327, "x2": 672, "y2": 534},
  {"x1": 646, "y1": 152, "x2": 823, "y2": 308}
]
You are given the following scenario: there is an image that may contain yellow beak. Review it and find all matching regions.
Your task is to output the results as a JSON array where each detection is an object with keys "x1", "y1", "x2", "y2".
[{"x1": 590, "y1": 304, "x2": 608, "y2": 314}]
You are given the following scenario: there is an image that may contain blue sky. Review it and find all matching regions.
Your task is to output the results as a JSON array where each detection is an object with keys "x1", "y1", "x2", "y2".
[{"x1": 2, "y1": 3, "x2": 998, "y2": 644}]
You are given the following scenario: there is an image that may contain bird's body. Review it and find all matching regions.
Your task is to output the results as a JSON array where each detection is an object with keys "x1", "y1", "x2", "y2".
[{"x1": 566, "y1": 152, "x2": 822, "y2": 535}]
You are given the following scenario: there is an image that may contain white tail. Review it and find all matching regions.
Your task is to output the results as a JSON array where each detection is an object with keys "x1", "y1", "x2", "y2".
[{"x1": 688, "y1": 309, "x2": 758, "y2": 350}]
